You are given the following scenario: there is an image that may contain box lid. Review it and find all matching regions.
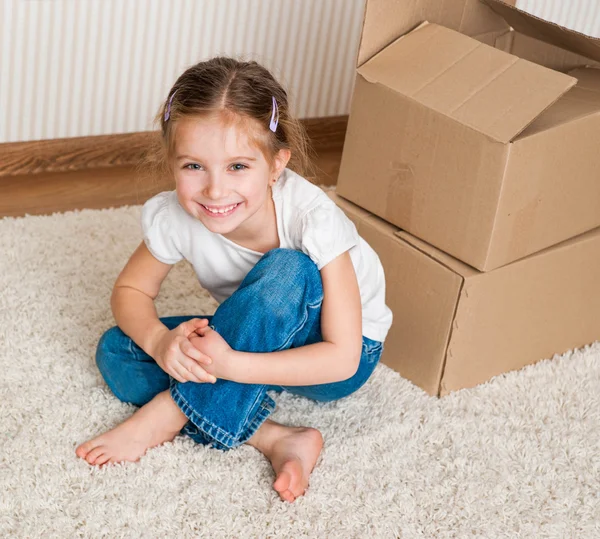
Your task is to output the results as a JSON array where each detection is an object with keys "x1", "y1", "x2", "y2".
[
  {"x1": 482, "y1": 0, "x2": 600, "y2": 62},
  {"x1": 357, "y1": 0, "x2": 509, "y2": 67},
  {"x1": 517, "y1": 67, "x2": 600, "y2": 140},
  {"x1": 358, "y1": 21, "x2": 577, "y2": 143}
]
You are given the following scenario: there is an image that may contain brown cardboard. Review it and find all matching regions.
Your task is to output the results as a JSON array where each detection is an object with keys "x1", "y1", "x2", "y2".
[
  {"x1": 358, "y1": 22, "x2": 576, "y2": 143},
  {"x1": 507, "y1": 32, "x2": 600, "y2": 72},
  {"x1": 337, "y1": 11, "x2": 600, "y2": 271},
  {"x1": 329, "y1": 192, "x2": 600, "y2": 396},
  {"x1": 357, "y1": 0, "x2": 509, "y2": 67},
  {"x1": 357, "y1": 0, "x2": 600, "y2": 68}
]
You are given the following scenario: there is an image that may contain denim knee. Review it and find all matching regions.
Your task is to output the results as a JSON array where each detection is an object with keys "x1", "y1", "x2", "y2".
[
  {"x1": 95, "y1": 326, "x2": 169, "y2": 406},
  {"x1": 96, "y1": 326, "x2": 126, "y2": 368},
  {"x1": 257, "y1": 248, "x2": 323, "y2": 305},
  {"x1": 262, "y1": 248, "x2": 319, "y2": 274},
  {"x1": 95, "y1": 327, "x2": 129, "y2": 400}
]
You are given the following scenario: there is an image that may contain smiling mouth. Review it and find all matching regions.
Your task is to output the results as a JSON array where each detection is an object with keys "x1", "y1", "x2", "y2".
[{"x1": 199, "y1": 202, "x2": 242, "y2": 217}]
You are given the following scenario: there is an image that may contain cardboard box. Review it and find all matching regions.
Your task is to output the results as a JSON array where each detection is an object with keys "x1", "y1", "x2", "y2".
[
  {"x1": 329, "y1": 191, "x2": 600, "y2": 396},
  {"x1": 337, "y1": 0, "x2": 600, "y2": 271}
]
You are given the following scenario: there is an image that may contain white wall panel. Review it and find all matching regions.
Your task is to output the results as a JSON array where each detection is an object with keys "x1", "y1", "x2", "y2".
[{"x1": 0, "y1": 0, "x2": 366, "y2": 143}]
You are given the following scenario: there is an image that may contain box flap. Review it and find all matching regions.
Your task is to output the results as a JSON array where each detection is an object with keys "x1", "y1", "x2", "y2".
[
  {"x1": 482, "y1": 0, "x2": 600, "y2": 62},
  {"x1": 359, "y1": 22, "x2": 577, "y2": 143},
  {"x1": 357, "y1": 0, "x2": 509, "y2": 67},
  {"x1": 517, "y1": 68, "x2": 600, "y2": 140},
  {"x1": 569, "y1": 67, "x2": 600, "y2": 93}
]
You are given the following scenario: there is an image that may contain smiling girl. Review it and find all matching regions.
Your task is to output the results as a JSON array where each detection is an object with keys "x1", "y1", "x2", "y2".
[{"x1": 75, "y1": 57, "x2": 393, "y2": 503}]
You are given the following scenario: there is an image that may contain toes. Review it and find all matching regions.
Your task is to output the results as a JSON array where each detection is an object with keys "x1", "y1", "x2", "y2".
[
  {"x1": 291, "y1": 485, "x2": 308, "y2": 499},
  {"x1": 85, "y1": 446, "x2": 105, "y2": 465},
  {"x1": 75, "y1": 441, "x2": 94, "y2": 458},
  {"x1": 94, "y1": 453, "x2": 111, "y2": 466},
  {"x1": 273, "y1": 470, "x2": 292, "y2": 493},
  {"x1": 281, "y1": 489, "x2": 295, "y2": 503}
]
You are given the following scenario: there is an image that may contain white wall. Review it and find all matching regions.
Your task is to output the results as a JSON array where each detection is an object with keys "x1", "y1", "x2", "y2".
[
  {"x1": 0, "y1": 0, "x2": 365, "y2": 143},
  {"x1": 517, "y1": 0, "x2": 600, "y2": 38},
  {"x1": 1, "y1": 0, "x2": 598, "y2": 144}
]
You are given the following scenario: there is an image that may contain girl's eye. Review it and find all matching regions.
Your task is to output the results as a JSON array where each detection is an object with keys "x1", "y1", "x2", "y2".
[
  {"x1": 184, "y1": 163, "x2": 202, "y2": 171},
  {"x1": 231, "y1": 163, "x2": 248, "y2": 171}
]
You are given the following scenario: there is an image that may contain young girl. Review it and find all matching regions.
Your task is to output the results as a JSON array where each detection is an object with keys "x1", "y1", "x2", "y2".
[{"x1": 75, "y1": 57, "x2": 393, "y2": 503}]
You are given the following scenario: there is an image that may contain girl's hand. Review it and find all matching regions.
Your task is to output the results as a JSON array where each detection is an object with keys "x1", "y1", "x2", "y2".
[
  {"x1": 189, "y1": 325, "x2": 233, "y2": 380},
  {"x1": 151, "y1": 318, "x2": 217, "y2": 384}
]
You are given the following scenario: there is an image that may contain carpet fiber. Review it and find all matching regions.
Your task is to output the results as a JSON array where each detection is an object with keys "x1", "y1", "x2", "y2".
[{"x1": 1, "y1": 202, "x2": 599, "y2": 538}]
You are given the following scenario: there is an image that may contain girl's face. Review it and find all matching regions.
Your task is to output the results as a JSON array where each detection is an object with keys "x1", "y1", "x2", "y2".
[{"x1": 172, "y1": 113, "x2": 290, "y2": 240}]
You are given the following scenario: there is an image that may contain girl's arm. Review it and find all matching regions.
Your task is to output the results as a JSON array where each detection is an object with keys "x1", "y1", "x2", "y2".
[
  {"x1": 225, "y1": 250, "x2": 363, "y2": 386},
  {"x1": 110, "y1": 241, "x2": 174, "y2": 356}
]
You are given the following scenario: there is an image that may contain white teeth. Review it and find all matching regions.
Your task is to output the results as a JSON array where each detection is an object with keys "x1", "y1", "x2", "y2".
[{"x1": 204, "y1": 203, "x2": 238, "y2": 214}]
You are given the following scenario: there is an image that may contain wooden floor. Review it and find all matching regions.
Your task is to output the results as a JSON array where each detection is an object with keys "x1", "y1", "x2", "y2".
[{"x1": 0, "y1": 149, "x2": 342, "y2": 218}]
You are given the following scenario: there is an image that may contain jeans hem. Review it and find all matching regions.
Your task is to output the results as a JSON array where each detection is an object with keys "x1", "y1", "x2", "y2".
[{"x1": 169, "y1": 380, "x2": 276, "y2": 451}]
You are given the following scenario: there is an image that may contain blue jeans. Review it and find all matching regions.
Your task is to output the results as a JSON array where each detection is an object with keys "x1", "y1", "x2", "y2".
[{"x1": 96, "y1": 248, "x2": 383, "y2": 451}]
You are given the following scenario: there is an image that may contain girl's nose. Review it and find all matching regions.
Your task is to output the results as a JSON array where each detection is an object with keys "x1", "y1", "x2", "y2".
[{"x1": 203, "y1": 175, "x2": 226, "y2": 200}]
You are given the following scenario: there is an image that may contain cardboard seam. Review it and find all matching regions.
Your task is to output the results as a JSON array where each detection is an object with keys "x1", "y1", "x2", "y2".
[
  {"x1": 437, "y1": 278, "x2": 466, "y2": 397},
  {"x1": 494, "y1": 27, "x2": 515, "y2": 52},
  {"x1": 412, "y1": 39, "x2": 481, "y2": 96},
  {"x1": 482, "y1": 143, "x2": 512, "y2": 270},
  {"x1": 355, "y1": 0, "x2": 371, "y2": 67},
  {"x1": 393, "y1": 234, "x2": 465, "y2": 283},
  {"x1": 392, "y1": 234, "x2": 466, "y2": 397},
  {"x1": 448, "y1": 56, "x2": 519, "y2": 114},
  {"x1": 507, "y1": 81, "x2": 577, "y2": 140},
  {"x1": 516, "y1": 105, "x2": 600, "y2": 142},
  {"x1": 368, "y1": 71, "x2": 563, "y2": 146},
  {"x1": 457, "y1": 0, "x2": 468, "y2": 34},
  {"x1": 372, "y1": 79, "x2": 507, "y2": 144},
  {"x1": 358, "y1": 20, "x2": 431, "y2": 71}
]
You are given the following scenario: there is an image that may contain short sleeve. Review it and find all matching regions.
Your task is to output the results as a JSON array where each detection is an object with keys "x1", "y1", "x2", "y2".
[
  {"x1": 299, "y1": 200, "x2": 360, "y2": 270},
  {"x1": 140, "y1": 192, "x2": 184, "y2": 264}
]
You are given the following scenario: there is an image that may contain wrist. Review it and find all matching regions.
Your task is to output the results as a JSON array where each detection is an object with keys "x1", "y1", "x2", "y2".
[
  {"x1": 144, "y1": 324, "x2": 169, "y2": 358},
  {"x1": 223, "y1": 348, "x2": 243, "y2": 382}
]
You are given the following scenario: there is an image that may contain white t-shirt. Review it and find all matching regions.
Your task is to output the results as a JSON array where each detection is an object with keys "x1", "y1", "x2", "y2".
[{"x1": 141, "y1": 168, "x2": 393, "y2": 342}]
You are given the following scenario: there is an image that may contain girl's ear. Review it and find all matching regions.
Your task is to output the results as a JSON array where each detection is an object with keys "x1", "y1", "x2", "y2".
[{"x1": 271, "y1": 149, "x2": 291, "y2": 182}]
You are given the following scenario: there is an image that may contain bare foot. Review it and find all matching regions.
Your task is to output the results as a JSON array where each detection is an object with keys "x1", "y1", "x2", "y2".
[
  {"x1": 248, "y1": 420, "x2": 324, "y2": 503},
  {"x1": 75, "y1": 390, "x2": 188, "y2": 467}
]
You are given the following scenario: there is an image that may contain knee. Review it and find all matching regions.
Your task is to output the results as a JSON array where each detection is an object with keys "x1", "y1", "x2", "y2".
[
  {"x1": 262, "y1": 248, "x2": 316, "y2": 271},
  {"x1": 95, "y1": 327, "x2": 153, "y2": 406},
  {"x1": 95, "y1": 326, "x2": 128, "y2": 369},
  {"x1": 95, "y1": 327, "x2": 133, "y2": 397},
  {"x1": 261, "y1": 249, "x2": 321, "y2": 287},
  {"x1": 259, "y1": 249, "x2": 322, "y2": 303}
]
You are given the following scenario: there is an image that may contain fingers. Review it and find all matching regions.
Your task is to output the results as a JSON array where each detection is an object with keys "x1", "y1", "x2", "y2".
[
  {"x1": 185, "y1": 360, "x2": 217, "y2": 384},
  {"x1": 182, "y1": 340, "x2": 212, "y2": 365},
  {"x1": 169, "y1": 361, "x2": 195, "y2": 384},
  {"x1": 170, "y1": 360, "x2": 215, "y2": 384},
  {"x1": 194, "y1": 324, "x2": 213, "y2": 337},
  {"x1": 181, "y1": 318, "x2": 210, "y2": 337}
]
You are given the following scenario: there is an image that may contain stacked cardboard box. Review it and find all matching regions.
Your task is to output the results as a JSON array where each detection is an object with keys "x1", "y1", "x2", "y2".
[{"x1": 331, "y1": 0, "x2": 600, "y2": 396}]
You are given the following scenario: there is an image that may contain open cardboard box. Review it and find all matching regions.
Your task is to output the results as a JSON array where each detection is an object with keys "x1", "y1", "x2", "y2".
[
  {"x1": 329, "y1": 191, "x2": 600, "y2": 396},
  {"x1": 336, "y1": 0, "x2": 600, "y2": 272}
]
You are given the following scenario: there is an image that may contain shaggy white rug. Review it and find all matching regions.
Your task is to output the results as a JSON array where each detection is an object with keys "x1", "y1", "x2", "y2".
[{"x1": 1, "y1": 202, "x2": 599, "y2": 539}]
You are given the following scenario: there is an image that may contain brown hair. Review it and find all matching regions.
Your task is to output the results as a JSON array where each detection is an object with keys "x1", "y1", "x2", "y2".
[{"x1": 137, "y1": 56, "x2": 317, "y2": 188}]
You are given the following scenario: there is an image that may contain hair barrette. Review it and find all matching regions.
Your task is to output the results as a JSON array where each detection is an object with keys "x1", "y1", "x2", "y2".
[
  {"x1": 269, "y1": 96, "x2": 279, "y2": 132},
  {"x1": 164, "y1": 89, "x2": 178, "y2": 121}
]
